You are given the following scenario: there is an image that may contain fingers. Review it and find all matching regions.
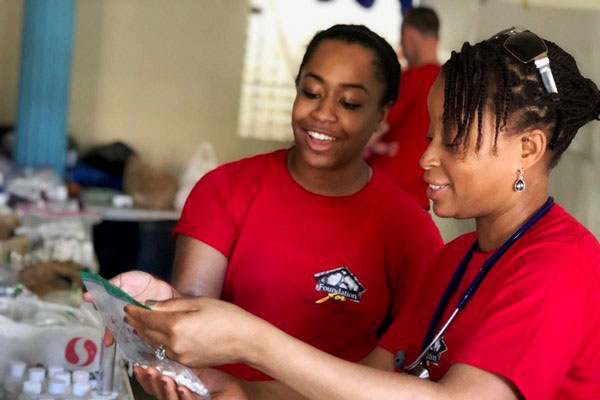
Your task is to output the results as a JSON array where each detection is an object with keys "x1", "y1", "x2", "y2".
[
  {"x1": 82, "y1": 292, "x2": 92, "y2": 303},
  {"x1": 134, "y1": 366, "x2": 157, "y2": 397},
  {"x1": 160, "y1": 374, "x2": 181, "y2": 400},
  {"x1": 136, "y1": 366, "x2": 172, "y2": 400},
  {"x1": 149, "y1": 297, "x2": 204, "y2": 312},
  {"x1": 125, "y1": 305, "x2": 172, "y2": 332},
  {"x1": 134, "y1": 327, "x2": 172, "y2": 357},
  {"x1": 134, "y1": 365, "x2": 197, "y2": 400},
  {"x1": 176, "y1": 385, "x2": 200, "y2": 400},
  {"x1": 102, "y1": 328, "x2": 115, "y2": 347}
]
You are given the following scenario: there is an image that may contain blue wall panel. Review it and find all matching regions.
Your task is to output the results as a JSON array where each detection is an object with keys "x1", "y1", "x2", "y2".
[{"x1": 15, "y1": 0, "x2": 75, "y2": 177}]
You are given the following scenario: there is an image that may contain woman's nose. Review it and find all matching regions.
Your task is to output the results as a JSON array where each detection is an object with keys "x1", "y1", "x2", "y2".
[
  {"x1": 310, "y1": 98, "x2": 337, "y2": 124},
  {"x1": 420, "y1": 140, "x2": 440, "y2": 170}
]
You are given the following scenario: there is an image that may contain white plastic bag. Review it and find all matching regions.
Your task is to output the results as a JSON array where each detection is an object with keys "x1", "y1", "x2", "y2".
[
  {"x1": 174, "y1": 142, "x2": 217, "y2": 211},
  {"x1": 0, "y1": 296, "x2": 103, "y2": 379}
]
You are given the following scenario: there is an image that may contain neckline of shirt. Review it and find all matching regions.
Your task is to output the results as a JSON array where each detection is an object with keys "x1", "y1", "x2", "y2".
[{"x1": 274, "y1": 148, "x2": 378, "y2": 207}]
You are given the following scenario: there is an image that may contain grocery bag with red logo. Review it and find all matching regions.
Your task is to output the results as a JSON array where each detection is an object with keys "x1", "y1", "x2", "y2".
[{"x1": 0, "y1": 295, "x2": 103, "y2": 378}]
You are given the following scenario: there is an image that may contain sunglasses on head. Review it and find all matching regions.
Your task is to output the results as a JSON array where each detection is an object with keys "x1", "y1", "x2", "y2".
[{"x1": 490, "y1": 27, "x2": 559, "y2": 97}]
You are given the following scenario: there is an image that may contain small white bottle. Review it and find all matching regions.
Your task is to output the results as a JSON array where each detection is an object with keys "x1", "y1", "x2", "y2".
[
  {"x1": 17, "y1": 381, "x2": 42, "y2": 400},
  {"x1": 27, "y1": 367, "x2": 47, "y2": 393},
  {"x1": 45, "y1": 379, "x2": 67, "y2": 399},
  {"x1": 89, "y1": 391, "x2": 117, "y2": 400},
  {"x1": 27, "y1": 367, "x2": 46, "y2": 383},
  {"x1": 72, "y1": 371, "x2": 89, "y2": 385},
  {"x1": 3, "y1": 360, "x2": 27, "y2": 400},
  {"x1": 47, "y1": 366, "x2": 64, "y2": 380},
  {"x1": 71, "y1": 382, "x2": 91, "y2": 399},
  {"x1": 54, "y1": 372, "x2": 72, "y2": 394}
]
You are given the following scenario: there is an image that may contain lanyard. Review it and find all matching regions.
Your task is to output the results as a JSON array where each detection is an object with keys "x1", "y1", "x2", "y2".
[{"x1": 419, "y1": 197, "x2": 555, "y2": 354}]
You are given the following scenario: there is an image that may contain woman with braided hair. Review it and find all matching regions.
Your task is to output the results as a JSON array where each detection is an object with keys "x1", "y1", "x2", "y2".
[{"x1": 124, "y1": 29, "x2": 600, "y2": 399}]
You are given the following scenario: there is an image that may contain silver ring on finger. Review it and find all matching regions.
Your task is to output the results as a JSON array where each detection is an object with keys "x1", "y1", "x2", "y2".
[{"x1": 155, "y1": 344, "x2": 167, "y2": 360}]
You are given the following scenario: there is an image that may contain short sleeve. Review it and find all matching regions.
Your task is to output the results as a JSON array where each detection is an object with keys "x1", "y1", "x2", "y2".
[
  {"x1": 452, "y1": 249, "x2": 594, "y2": 400},
  {"x1": 173, "y1": 169, "x2": 238, "y2": 258}
]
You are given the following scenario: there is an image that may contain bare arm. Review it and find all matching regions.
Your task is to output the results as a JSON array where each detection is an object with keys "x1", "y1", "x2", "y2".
[
  {"x1": 246, "y1": 323, "x2": 521, "y2": 400},
  {"x1": 243, "y1": 346, "x2": 395, "y2": 399},
  {"x1": 171, "y1": 235, "x2": 228, "y2": 298}
]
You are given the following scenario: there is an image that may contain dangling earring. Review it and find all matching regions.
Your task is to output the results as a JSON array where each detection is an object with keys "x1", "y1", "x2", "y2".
[{"x1": 514, "y1": 168, "x2": 526, "y2": 192}]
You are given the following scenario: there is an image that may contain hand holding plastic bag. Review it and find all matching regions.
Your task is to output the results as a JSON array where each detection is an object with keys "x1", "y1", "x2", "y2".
[
  {"x1": 82, "y1": 270, "x2": 177, "y2": 346},
  {"x1": 82, "y1": 272, "x2": 210, "y2": 398},
  {"x1": 122, "y1": 297, "x2": 263, "y2": 369}
]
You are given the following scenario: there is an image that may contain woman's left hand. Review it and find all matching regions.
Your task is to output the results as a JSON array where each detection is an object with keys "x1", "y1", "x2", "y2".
[
  {"x1": 134, "y1": 365, "x2": 249, "y2": 400},
  {"x1": 124, "y1": 296, "x2": 265, "y2": 368}
]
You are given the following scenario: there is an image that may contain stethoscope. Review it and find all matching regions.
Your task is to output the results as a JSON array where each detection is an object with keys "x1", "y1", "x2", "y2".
[{"x1": 398, "y1": 197, "x2": 555, "y2": 379}]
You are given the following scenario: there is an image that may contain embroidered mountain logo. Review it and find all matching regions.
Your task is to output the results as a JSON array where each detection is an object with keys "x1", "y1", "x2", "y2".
[
  {"x1": 425, "y1": 338, "x2": 447, "y2": 365},
  {"x1": 314, "y1": 266, "x2": 366, "y2": 303}
]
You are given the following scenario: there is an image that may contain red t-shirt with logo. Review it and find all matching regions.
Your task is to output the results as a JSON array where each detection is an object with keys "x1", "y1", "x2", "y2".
[
  {"x1": 174, "y1": 149, "x2": 443, "y2": 380},
  {"x1": 368, "y1": 64, "x2": 441, "y2": 210},
  {"x1": 379, "y1": 204, "x2": 600, "y2": 399}
]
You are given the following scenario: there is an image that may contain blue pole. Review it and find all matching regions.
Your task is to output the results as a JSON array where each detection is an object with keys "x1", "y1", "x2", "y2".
[{"x1": 15, "y1": 0, "x2": 75, "y2": 178}]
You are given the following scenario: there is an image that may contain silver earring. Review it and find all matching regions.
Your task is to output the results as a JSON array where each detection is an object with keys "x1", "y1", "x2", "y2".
[{"x1": 514, "y1": 168, "x2": 526, "y2": 192}]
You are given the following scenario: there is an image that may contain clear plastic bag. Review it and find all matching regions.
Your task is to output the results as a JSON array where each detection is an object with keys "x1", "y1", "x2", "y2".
[{"x1": 81, "y1": 272, "x2": 210, "y2": 399}]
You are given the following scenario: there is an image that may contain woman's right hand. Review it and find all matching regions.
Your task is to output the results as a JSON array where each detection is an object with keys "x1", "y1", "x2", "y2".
[
  {"x1": 134, "y1": 365, "x2": 249, "y2": 400},
  {"x1": 82, "y1": 270, "x2": 179, "y2": 346}
]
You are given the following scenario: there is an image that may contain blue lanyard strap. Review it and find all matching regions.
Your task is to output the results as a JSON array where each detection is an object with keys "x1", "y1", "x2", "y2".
[{"x1": 420, "y1": 197, "x2": 555, "y2": 352}]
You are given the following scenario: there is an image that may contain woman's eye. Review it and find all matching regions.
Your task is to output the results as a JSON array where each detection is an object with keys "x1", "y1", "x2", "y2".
[
  {"x1": 303, "y1": 89, "x2": 319, "y2": 99},
  {"x1": 340, "y1": 101, "x2": 360, "y2": 110},
  {"x1": 425, "y1": 136, "x2": 433, "y2": 143}
]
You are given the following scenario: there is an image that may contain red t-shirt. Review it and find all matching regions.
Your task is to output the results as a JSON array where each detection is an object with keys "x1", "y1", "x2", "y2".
[
  {"x1": 368, "y1": 64, "x2": 441, "y2": 210},
  {"x1": 174, "y1": 149, "x2": 443, "y2": 380},
  {"x1": 379, "y1": 205, "x2": 600, "y2": 399}
]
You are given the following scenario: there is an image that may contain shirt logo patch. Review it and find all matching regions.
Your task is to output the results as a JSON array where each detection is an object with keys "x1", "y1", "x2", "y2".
[
  {"x1": 425, "y1": 337, "x2": 447, "y2": 365},
  {"x1": 314, "y1": 266, "x2": 366, "y2": 303}
]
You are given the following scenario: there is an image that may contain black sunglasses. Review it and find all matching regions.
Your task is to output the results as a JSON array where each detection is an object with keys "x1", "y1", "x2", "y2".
[{"x1": 491, "y1": 27, "x2": 559, "y2": 97}]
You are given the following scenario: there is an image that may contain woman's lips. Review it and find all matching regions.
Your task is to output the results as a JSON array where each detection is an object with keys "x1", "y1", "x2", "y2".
[
  {"x1": 305, "y1": 130, "x2": 337, "y2": 152},
  {"x1": 426, "y1": 183, "x2": 450, "y2": 200}
]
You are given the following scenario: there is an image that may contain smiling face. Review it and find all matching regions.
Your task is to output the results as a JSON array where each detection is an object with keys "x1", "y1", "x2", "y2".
[
  {"x1": 420, "y1": 77, "x2": 528, "y2": 219},
  {"x1": 292, "y1": 40, "x2": 388, "y2": 171}
]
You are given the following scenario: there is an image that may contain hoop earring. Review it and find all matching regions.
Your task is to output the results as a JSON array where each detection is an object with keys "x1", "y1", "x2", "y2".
[{"x1": 514, "y1": 168, "x2": 526, "y2": 192}]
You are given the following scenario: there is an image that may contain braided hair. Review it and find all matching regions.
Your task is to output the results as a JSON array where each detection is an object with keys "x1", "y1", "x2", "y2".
[
  {"x1": 296, "y1": 24, "x2": 401, "y2": 106},
  {"x1": 441, "y1": 32, "x2": 600, "y2": 168}
]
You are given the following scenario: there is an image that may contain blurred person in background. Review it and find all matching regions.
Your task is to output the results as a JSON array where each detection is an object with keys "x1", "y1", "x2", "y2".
[{"x1": 366, "y1": 6, "x2": 441, "y2": 210}]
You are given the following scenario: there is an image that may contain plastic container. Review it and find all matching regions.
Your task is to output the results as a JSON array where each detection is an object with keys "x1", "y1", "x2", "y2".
[
  {"x1": 27, "y1": 367, "x2": 46, "y2": 383},
  {"x1": 46, "y1": 379, "x2": 67, "y2": 398},
  {"x1": 47, "y1": 365, "x2": 65, "y2": 380},
  {"x1": 71, "y1": 382, "x2": 91, "y2": 398},
  {"x1": 3, "y1": 360, "x2": 27, "y2": 400},
  {"x1": 72, "y1": 371, "x2": 90, "y2": 385},
  {"x1": 54, "y1": 371, "x2": 71, "y2": 394},
  {"x1": 17, "y1": 380, "x2": 42, "y2": 400}
]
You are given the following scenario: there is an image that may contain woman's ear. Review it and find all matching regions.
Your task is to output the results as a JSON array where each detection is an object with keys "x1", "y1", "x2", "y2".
[{"x1": 520, "y1": 129, "x2": 548, "y2": 170}]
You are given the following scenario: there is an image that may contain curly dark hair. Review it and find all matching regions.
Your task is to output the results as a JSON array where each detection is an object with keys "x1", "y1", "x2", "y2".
[
  {"x1": 441, "y1": 31, "x2": 600, "y2": 168},
  {"x1": 295, "y1": 24, "x2": 401, "y2": 106}
]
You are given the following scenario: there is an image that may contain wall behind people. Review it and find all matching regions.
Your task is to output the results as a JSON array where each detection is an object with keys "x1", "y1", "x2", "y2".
[
  {"x1": 423, "y1": 0, "x2": 600, "y2": 239},
  {"x1": 0, "y1": 0, "x2": 283, "y2": 174}
]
